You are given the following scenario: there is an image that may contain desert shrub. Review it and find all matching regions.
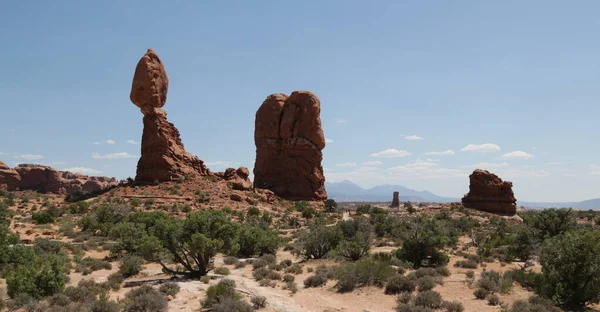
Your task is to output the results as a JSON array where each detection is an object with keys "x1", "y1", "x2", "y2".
[
  {"x1": 266, "y1": 270, "x2": 281, "y2": 280},
  {"x1": 414, "y1": 290, "x2": 442, "y2": 309},
  {"x1": 106, "y1": 272, "x2": 124, "y2": 291},
  {"x1": 395, "y1": 217, "x2": 450, "y2": 268},
  {"x1": 252, "y1": 267, "x2": 270, "y2": 280},
  {"x1": 304, "y1": 274, "x2": 328, "y2": 288},
  {"x1": 315, "y1": 265, "x2": 336, "y2": 279},
  {"x1": 334, "y1": 259, "x2": 396, "y2": 292},
  {"x1": 236, "y1": 223, "x2": 280, "y2": 257},
  {"x1": 292, "y1": 220, "x2": 341, "y2": 260},
  {"x1": 252, "y1": 259, "x2": 268, "y2": 270},
  {"x1": 454, "y1": 260, "x2": 478, "y2": 269},
  {"x1": 234, "y1": 260, "x2": 248, "y2": 269},
  {"x1": 108, "y1": 222, "x2": 148, "y2": 254},
  {"x1": 336, "y1": 219, "x2": 373, "y2": 261},
  {"x1": 123, "y1": 285, "x2": 168, "y2": 312},
  {"x1": 441, "y1": 301, "x2": 464, "y2": 312},
  {"x1": 524, "y1": 208, "x2": 576, "y2": 240},
  {"x1": 80, "y1": 204, "x2": 131, "y2": 235},
  {"x1": 259, "y1": 253, "x2": 277, "y2": 264},
  {"x1": 251, "y1": 295, "x2": 267, "y2": 309},
  {"x1": 283, "y1": 274, "x2": 295, "y2": 283},
  {"x1": 212, "y1": 297, "x2": 254, "y2": 312},
  {"x1": 279, "y1": 259, "x2": 292, "y2": 267},
  {"x1": 324, "y1": 199, "x2": 338, "y2": 212},
  {"x1": 90, "y1": 294, "x2": 120, "y2": 312},
  {"x1": 285, "y1": 281, "x2": 298, "y2": 294},
  {"x1": 285, "y1": 263, "x2": 303, "y2": 275},
  {"x1": 223, "y1": 256, "x2": 239, "y2": 265},
  {"x1": 487, "y1": 293, "x2": 501, "y2": 306},
  {"x1": 537, "y1": 228, "x2": 600, "y2": 309},
  {"x1": 397, "y1": 292, "x2": 413, "y2": 304},
  {"x1": 139, "y1": 210, "x2": 239, "y2": 277},
  {"x1": 507, "y1": 295, "x2": 561, "y2": 312},
  {"x1": 5, "y1": 253, "x2": 66, "y2": 298},
  {"x1": 119, "y1": 254, "x2": 144, "y2": 277},
  {"x1": 417, "y1": 276, "x2": 439, "y2": 292},
  {"x1": 214, "y1": 267, "x2": 230, "y2": 275},
  {"x1": 158, "y1": 282, "x2": 180, "y2": 297},
  {"x1": 200, "y1": 276, "x2": 211, "y2": 284},
  {"x1": 385, "y1": 275, "x2": 417, "y2": 294},
  {"x1": 473, "y1": 288, "x2": 489, "y2": 300},
  {"x1": 506, "y1": 228, "x2": 535, "y2": 262},
  {"x1": 32, "y1": 211, "x2": 55, "y2": 224},
  {"x1": 435, "y1": 266, "x2": 450, "y2": 277},
  {"x1": 202, "y1": 279, "x2": 240, "y2": 308},
  {"x1": 247, "y1": 206, "x2": 260, "y2": 217}
]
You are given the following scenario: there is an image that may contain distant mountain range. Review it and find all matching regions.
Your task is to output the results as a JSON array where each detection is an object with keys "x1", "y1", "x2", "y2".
[{"x1": 325, "y1": 180, "x2": 600, "y2": 209}]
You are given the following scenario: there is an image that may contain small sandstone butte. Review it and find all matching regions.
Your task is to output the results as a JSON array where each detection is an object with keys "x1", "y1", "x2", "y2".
[
  {"x1": 14, "y1": 164, "x2": 62, "y2": 193},
  {"x1": 390, "y1": 191, "x2": 400, "y2": 208},
  {"x1": 462, "y1": 169, "x2": 517, "y2": 215},
  {"x1": 254, "y1": 91, "x2": 327, "y2": 200},
  {"x1": 130, "y1": 49, "x2": 208, "y2": 182},
  {"x1": 0, "y1": 160, "x2": 21, "y2": 190}
]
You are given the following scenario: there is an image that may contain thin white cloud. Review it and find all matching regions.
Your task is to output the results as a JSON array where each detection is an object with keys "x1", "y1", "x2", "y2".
[
  {"x1": 388, "y1": 160, "x2": 467, "y2": 179},
  {"x1": 0, "y1": 152, "x2": 6, "y2": 156},
  {"x1": 589, "y1": 165, "x2": 600, "y2": 175},
  {"x1": 405, "y1": 135, "x2": 423, "y2": 141},
  {"x1": 13, "y1": 154, "x2": 44, "y2": 160},
  {"x1": 501, "y1": 151, "x2": 534, "y2": 159},
  {"x1": 544, "y1": 162, "x2": 565, "y2": 166},
  {"x1": 105, "y1": 140, "x2": 116, "y2": 144},
  {"x1": 370, "y1": 149, "x2": 411, "y2": 158},
  {"x1": 362, "y1": 161, "x2": 382, "y2": 166},
  {"x1": 63, "y1": 167, "x2": 102, "y2": 175},
  {"x1": 325, "y1": 138, "x2": 334, "y2": 143},
  {"x1": 93, "y1": 142, "x2": 101, "y2": 145},
  {"x1": 92, "y1": 152, "x2": 136, "y2": 159},
  {"x1": 465, "y1": 162, "x2": 510, "y2": 169},
  {"x1": 424, "y1": 150, "x2": 455, "y2": 156},
  {"x1": 51, "y1": 161, "x2": 67, "y2": 165},
  {"x1": 127, "y1": 140, "x2": 140, "y2": 145},
  {"x1": 333, "y1": 118, "x2": 348, "y2": 125},
  {"x1": 460, "y1": 143, "x2": 501, "y2": 153},
  {"x1": 336, "y1": 162, "x2": 357, "y2": 167},
  {"x1": 205, "y1": 161, "x2": 240, "y2": 167}
]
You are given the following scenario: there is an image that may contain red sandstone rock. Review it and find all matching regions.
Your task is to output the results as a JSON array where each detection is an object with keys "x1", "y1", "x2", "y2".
[
  {"x1": 390, "y1": 191, "x2": 400, "y2": 208},
  {"x1": 253, "y1": 91, "x2": 327, "y2": 200},
  {"x1": 15, "y1": 164, "x2": 62, "y2": 193},
  {"x1": 230, "y1": 193, "x2": 244, "y2": 202},
  {"x1": 130, "y1": 49, "x2": 209, "y2": 182},
  {"x1": 220, "y1": 167, "x2": 252, "y2": 191},
  {"x1": 0, "y1": 160, "x2": 21, "y2": 191},
  {"x1": 461, "y1": 169, "x2": 517, "y2": 215}
]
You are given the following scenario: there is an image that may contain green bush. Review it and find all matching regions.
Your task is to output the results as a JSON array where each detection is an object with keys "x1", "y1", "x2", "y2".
[
  {"x1": 106, "y1": 272, "x2": 124, "y2": 291},
  {"x1": 524, "y1": 208, "x2": 576, "y2": 240},
  {"x1": 214, "y1": 266, "x2": 230, "y2": 275},
  {"x1": 32, "y1": 211, "x2": 55, "y2": 224},
  {"x1": 236, "y1": 223, "x2": 280, "y2": 258},
  {"x1": 123, "y1": 285, "x2": 168, "y2": 312},
  {"x1": 441, "y1": 300, "x2": 464, "y2": 312},
  {"x1": 285, "y1": 263, "x2": 303, "y2": 275},
  {"x1": 119, "y1": 255, "x2": 144, "y2": 277},
  {"x1": 251, "y1": 295, "x2": 267, "y2": 309},
  {"x1": 304, "y1": 274, "x2": 328, "y2": 288},
  {"x1": 212, "y1": 297, "x2": 254, "y2": 312},
  {"x1": 397, "y1": 292, "x2": 413, "y2": 304},
  {"x1": 385, "y1": 275, "x2": 417, "y2": 294},
  {"x1": 252, "y1": 259, "x2": 268, "y2": 270},
  {"x1": 324, "y1": 199, "x2": 338, "y2": 212},
  {"x1": 223, "y1": 256, "x2": 239, "y2": 265},
  {"x1": 292, "y1": 220, "x2": 341, "y2": 260},
  {"x1": 414, "y1": 290, "x2": 442, "y2": 309},
  {"x1": 473, "y1": 288, "x2": 489, "y2": 300},
  {"x1": 395, "y1": 217, "x2": 450, "y2": 268},
  {"x1": 6, "y1": 253, "x2": 66, "y2": 298},
  {"x1": 159, "y1": 282, "x2": 180, "y2": 297},
  {"x1": 417, "y1": 276, "x2": 439, "y2": 292},
  {"x1": 454, "y1": 260, "x2": 477, "y2": 269},
  {"x1": 487, "y1": 294, "x2": 501, "y2": 306},
  {"x1": 334, "y1": 259, "x2": 396, "y2": 292},
  {"x1": 537, "y1": 228, "x2": 600, "y2": 309},
  {"x1": 283, "y1": 274, "x2": 295, "y2": 283},
  {"x1": 202, "y1": 279, "x2": 240, "y2": 308}
]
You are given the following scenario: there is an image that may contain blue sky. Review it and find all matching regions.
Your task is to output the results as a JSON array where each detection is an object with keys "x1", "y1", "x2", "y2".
[{"x1": 1, "y1": 1, "x2": 599, "y2": 202}]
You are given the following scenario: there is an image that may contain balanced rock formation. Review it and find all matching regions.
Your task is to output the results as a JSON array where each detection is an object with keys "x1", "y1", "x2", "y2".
[
  {"x1": 390, "y1": 191, "x2": 400, "y2": 208},
  {"x1": 130, "y1": 48, "x2": 208, "y2": 182},
  {"x1": 0, "y1": 161, "x2": 21, "y2": 191},
  {"x1": 217, "y1": 167, "x2": 252, "y2": 191},
  {"x1": 462, "y1": 169, "x2": 517, "y2": 215},
  {"x1": 254, "y1": 91, "x2": 327, "y2": 200}
]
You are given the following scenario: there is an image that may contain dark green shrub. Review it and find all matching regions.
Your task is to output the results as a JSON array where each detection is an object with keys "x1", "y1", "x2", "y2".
[
  {"x1": 252, "y1": 267, "x2": 270, "y2": 280},
  {"x1": 334, "y1": 259, "x2": 396, "y2": 292},
  {"x1": 397, "y1": 292, "x2": 413, "y2": 304},
  {"x1": 106, "y1": 272, "x2": 124, "y2": 291},
  {"x1": 524, "y1": 208, "x2": 576, "y2": 240},
  {"x1": 395, "y1": 217, "x2": 450, "y2": 268},
  {"x1": 454, "y1": 260, "x2": 478, "y2": 269},
  {"x1": 441, "y1": 301, "x2": 464, "y2": 312},
  {"x1": 252, "y1": 259, "x2": 268, "y2": 270},
  {"x1": 123, "y1": 285, "x2": 168, "y2": 312},
  {"x1": 324, "y1": 199, "x2": 338, "y2": 212},
  {"x1": 259, "y1": 253, "x2": 276, "y2": 264},
  {"x1": 119, "y1": 255, "x2": 144, "y2": 277},
  {"x1": 283, "y1": 274, "x2": 295, "y2": 283},
  {"x1": 6, "y1": 254, "x2": 66, "y2": 298},
  {"x1": 304, "y1": 274, "x2": 328, "y2": 288},
  {"x1": 212, "y1": 297, "x2": 254, "y2": 312},
  {"x1": 32, "y1": 211, "x2": 55, "y2": 224},
  {"x1": 417, "y1": 276, "x2": 439, "y2": 292},
  {"x1": 158, "y1": 282, "x2": 180, "y2": 297},
  {"x1": 223, "y1": 256, "x2": 239, "y2": 265},
  {"x1": 90, "y1": 294, "x2": 120, "y2": 312},
  {"x1": 202, "y1": 279, "x2": 240, "y2": 308},
  {"x1": 487, "y1": 293, "x2": 501, "y2": 306},
  {"x1": 473, "y1": 288, "x2": 489, "y2": 300},
  {"x1": 385, "y1": 275, "x2": 417, "y2": 294},
  {"x1": 285, "y1": 263, "x2": 303, "y2": 275},
  {"x1": 292, "y1": 221, "x2": 341, "y2": 260},
  {"x1": 414, "y1": 290, "x2": 442, "y2": 309},
  {"x1": 214, "y1": 267, "x2": 230, "y2": 275}
]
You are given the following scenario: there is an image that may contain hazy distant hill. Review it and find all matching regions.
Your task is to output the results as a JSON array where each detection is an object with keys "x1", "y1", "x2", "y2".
[
  {"x1": 325, "y1": 180, "x2": 459, "y2": 203},
  {"x1": 325, "y1": 180, "x2": 600, "y2": 209}
]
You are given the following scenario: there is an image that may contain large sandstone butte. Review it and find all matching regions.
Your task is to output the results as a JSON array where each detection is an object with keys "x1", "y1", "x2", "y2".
[
  {"x1": 462, "y1": 169, "x2": 517, "y2": 215},
  {"x1": 0, "y1": 160, "x2": 21, "y2": 190},
  {"x1": 254, "y1": 91, "x2": 327, "y2": 200},
  {"x1": 390, "y1": 191, "x2": 400, "y2": 208},
  {"x1": 130, "y1": 48, "x2": 208, "y2": 182}
]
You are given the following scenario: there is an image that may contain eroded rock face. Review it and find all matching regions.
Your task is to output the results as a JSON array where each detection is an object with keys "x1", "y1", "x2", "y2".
[
  {"x1": 130, "y1": 49, "x2": 208, "y2": 182},
  {"x1": 390, "y1": 191, "x2": 400, "y2": 208},
  {"x1": 0, "y1": 160, "x2": 21, "y2": 190},
  {"x1": 218, "y1": 167, "x2": 252, "y2": 191},
  {"x1": 462, "y1": 169, "x2": 517, "y2": 215},
  {"x1": 254, "y1": 91, "x2": 327, "y2": 200},
  {"x1": 15, "y1": 164, "x2": 62, "y2": 193}
]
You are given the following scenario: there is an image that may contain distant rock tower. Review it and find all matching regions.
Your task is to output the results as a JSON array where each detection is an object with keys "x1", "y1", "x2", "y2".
[
  {"x1": 130, "y1": 49, "x2": 208, "y2": 182},
  {"x1": 461, "y1": 169, "x2": 517, "y2": 215},
  {"x1": 390, "y1": 191, "x2": 400, "y2": 208},
  {"x1": 253, "y1": 91, "x2": 327, "y2": 200}
]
